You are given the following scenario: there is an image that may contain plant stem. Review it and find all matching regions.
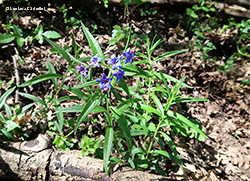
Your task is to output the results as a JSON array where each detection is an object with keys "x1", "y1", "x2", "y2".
[
  {"x1": 47, "y1": 64, "x2": 72, "y2": 112},
  {"x1": 146, "y1": 118, "x2": 162, "y2": 159}
]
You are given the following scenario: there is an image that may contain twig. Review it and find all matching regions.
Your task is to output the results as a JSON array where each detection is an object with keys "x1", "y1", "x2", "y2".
[{"x1": 12, "y1": 47, "x2": 20, "y2": 104}]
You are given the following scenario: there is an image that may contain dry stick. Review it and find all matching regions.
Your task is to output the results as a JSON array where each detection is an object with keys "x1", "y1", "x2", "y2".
[{"x1": 12, "y1": 47, "x2": 20, "y2": 103}]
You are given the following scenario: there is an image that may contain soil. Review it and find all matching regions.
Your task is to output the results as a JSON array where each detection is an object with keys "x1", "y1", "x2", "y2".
[{"x1": 0, "y1": 1, "x2": 250, "y2": 180}]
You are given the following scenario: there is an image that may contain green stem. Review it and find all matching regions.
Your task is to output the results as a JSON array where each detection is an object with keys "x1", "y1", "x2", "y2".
[
  {"x1": 237, "y1": 44, "x2": 250, "y2": 58},
  {"x1": 146, "y1": 118, "x2": 162, "y2": 159},
  {"x1": 47, "y1": 64, "x2": 72, "y2": 112}
]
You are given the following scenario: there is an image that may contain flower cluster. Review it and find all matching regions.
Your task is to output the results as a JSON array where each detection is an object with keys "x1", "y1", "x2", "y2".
[{"x1": 75, "y1": 48, "x2": 135, "y2": 91}]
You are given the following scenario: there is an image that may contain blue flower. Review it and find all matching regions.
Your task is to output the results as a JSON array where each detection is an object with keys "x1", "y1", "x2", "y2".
[
  {"x1": 89, "y1": 54, "x2": 103, "y2": 68},
  {"x1": 96, "y1": 73, "x2": 113, "y2": 89},
  {"x1": 107, "y1": 55, "x2": 123, "y2": 70},
  {"x1": 75, "y1": 63, "x2": 89, "y2": 78},
  {"x1": 113, "y1": 68, "x2": 124, "y2": 82},
  {"x1": 122, "y1": 48, "x2": 136, "y2": 64}
]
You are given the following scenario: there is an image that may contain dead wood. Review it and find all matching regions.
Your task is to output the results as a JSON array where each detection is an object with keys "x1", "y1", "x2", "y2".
[{"x1": 0, "y1": 134, "x2": 171, "y2": 181}]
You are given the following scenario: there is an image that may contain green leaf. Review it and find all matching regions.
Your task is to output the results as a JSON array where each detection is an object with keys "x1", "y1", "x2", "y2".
[
  {"x1": 123, "y1": 64, "x2": 150, "y2": 81},
  {"x1": 154, "y1": 72, "x2": 191, "y2": 88},
  {"x1": 140, "y1": 104, "x2": 161, "y2": 117},
  {"x1": 81, "y1": 21, "x2": 104, "y2": 58},
  {"x1": 130, "y1": 129, "x2": 148, "y2": 136},
  {"x1": 150, "y1": 93, "x2": 164, "y2": 117},
  {"x1": 16, "y1": 103, "x2": 34, "y2": 115},
  {"x1": 16, "y1": 37, "x2": 25, "y2": 47},
  {"x1": 19, "y1": 73, "x2": 63, "y2": 87},
  {"x1": 167, "y1": 110, "x2": 207, "y2": 139},
  {"x1": 43, "y1": 31, "x2": 61, "y2": 39},
  {"x1": 47, "y1": 59, "x2": 58, "y2": 90},
  {"x1": 54, "y1": 99, "x2": 64, "y2": 133},
  {"x1": 62, "y1": 86, "x2": 88, "y2": 101},
  {"x1": 74, "y1": 99, "x2": 100, "y2": 134},
  {"x1": 45, "y1": 37, "x2": 72, "y2": 64},
  {"x1": 110, "y1": 107, "x2": 132, "y2": 151},
  {"x1": 4, "y1": 103, "x2": 12, "y2": 120},
  {"x1": 0, "y1": 129, "x2": 16, "y2": 141},
  {"x1": 74, "y1": 80, "x2": 99, "y2": 88},
  {"x1": 153, "y1": 49, "x2": 186, "y2": 63},
  {"x1": 151, "y1": 150, "x2": 180, "y2": 165},
  {"x1": 0, "y1": 33, "x2": 15, "y2": 44},
  {"x1": 151, "y1": 87, "x2": 169, "y2": 93},
  {"x1": 12, "y1": 25, "x2": 23, "y2": 37},
  {"x1": 18, "y1": 92, "x2": 46, "y2": 106},
  {"x1": 186, "y1": 8, "x2": 198, "y2": 19},
  {"x1": 0, "y1": 86, "x2": 16, "y2": 110},
  {"x1": 57, "y1": 95, "x2": 79, "y2": 102},
  {"x1": 124, "y1": 25, "x2": 132, "y2": 52},
  {"x1": 173, "y1": 97, "x2": 209, "y2": 104},
  {"x1": 109, "y1": 38, "x2": 116, "y2": 45},
  {"x1": 159, "y1": 131, "x2": 183, "y2": 167},
  {"x1": 117, "y1": 78, "x2": 130, "y2": 98},
  {"x1": 103, "y1": 126, "x2": 113, "y2": 176}
]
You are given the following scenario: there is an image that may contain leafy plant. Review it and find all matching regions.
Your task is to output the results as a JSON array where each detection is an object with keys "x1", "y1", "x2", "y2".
[
  {"x1": 14, "y1": 21, "x2": 208, "y2": 177},
  {"x1": 0, "y1": 24, "x2": 60, "y2": 47},
  {"x1": 0, "y1": 87, "x2": 30, "y2": 141},
  {"x1": 78, "y1": 135, "x2": 102, "y2": 156}
]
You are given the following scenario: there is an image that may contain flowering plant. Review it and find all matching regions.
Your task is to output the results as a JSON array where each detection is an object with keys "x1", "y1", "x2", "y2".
[{"x1": 12, "y1": 21, "x2": 208, "y2": 177}]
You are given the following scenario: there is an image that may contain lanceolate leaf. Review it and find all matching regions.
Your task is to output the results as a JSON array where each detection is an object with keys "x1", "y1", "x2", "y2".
[
  {"x1": 159, "y1": 131, "x2": 183, "y2": 167},
  {"x1": 18, "y1": 92, "x2": 46, "y2": 106},
  {"x1": 150, "y1": 93, "x2": 164, "y2": 117},
  {"x1": 47, "y1": 59, "x2": 58, "y2": 90},
  {"x1": 81, "y1": 21, "x2": 104, "y2": 58},
  {"x1": 154, "y1": 72, "x2": 191, "y2": 88},
  {"x1": 110, "y1": 106, "x2": 132, "y2": 151},
  {"x1": 117, "y1": 78, "x2": 130, "y2": 98},
  {"x1": 167, "y1": 110, "x2": 207, "y2": 139},
  {"x1": 103, "y1": 126, "x2": 113, "y2": 176},
  {"x1": 140, "y1": 104, "x2": 161, "y2": 117},
  {"x1": 54, "y1": 99, "x2": 64, "y2": 133},
  {"x1": 153, "y1": 49, "x2": 186, "y2": 63},
  {"x1": 74, "y1": 99, "x2": 100, "y2": 134},
  {"x1": 45, "y1": 37, "x2": 72, "y2": 64},
  {"x1": 0, "y1": 86, "x2": 15, "y2": 110},
  {"x1": 19, "y1": 73, "x2": 62, "y2": 87}
]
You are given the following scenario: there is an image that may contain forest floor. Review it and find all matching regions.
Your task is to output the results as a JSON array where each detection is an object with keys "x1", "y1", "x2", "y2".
[{"x1": 0, "y1": 1, "x2": 250, "y2": 180}]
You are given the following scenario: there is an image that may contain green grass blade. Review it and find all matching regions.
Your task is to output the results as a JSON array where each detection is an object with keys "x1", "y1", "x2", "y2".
[
  {"x1": 74, "y1": 99, "x2": 100, "y2": 134},
  {"x1": 81, "y1": 21, "x2": 104, "y2": 58},
  {"x1": 18, "y1": 92, "x2": 46, "y2": 106},
  {"x1": 103, "y1": 126, "x2": 113, "y2": 176},
  {"x1": 45, "y1": 37, "x2": 72, "y2": 64},
  {"x1": 19, "y1": 73, "x2": 63, "y2": 87},
  {"x1": 0, "y1": 86, "x2": 16, "y2": 110}
]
